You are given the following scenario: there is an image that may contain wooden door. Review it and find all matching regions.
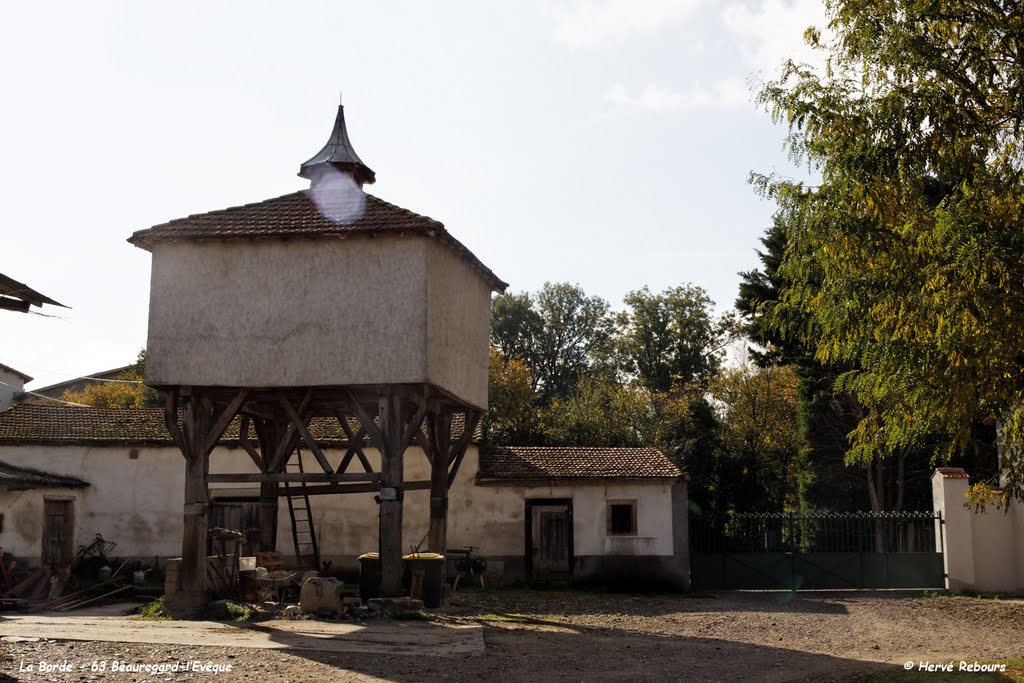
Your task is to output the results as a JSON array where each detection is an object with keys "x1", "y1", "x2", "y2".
[
  {"x1": 209, "y1": 500, "x2": 261, "y2": 555},
  {"x1": 42, "y1": 500, "x2": 74, "y2": 566},
  {"x1": 531, "y1": 504, "x2": 572, "y2": 581}
]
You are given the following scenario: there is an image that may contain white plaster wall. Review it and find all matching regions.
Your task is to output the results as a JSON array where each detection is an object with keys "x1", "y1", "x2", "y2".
[
  {"x1": 0, "y1": 444, "x2": 677, "y2": 567},
  {"x1": 425, "y1": 240, "x2": 492, "y2": 409},
  {"x1": 146, "y1": 237, "x2": 428, "y2": 389},
  {"x1": 145, "y1": 235, "x2": 491, "y2": 409},
  {"x1": 0, "y1": 368, "x2": 25, "y2": 412},
  {"x1": 0, "y1": 445, "x2": 185, "y2": 561},
  {"x1": 933, "y1": 471, "x2": 1024, "y2": 593}
]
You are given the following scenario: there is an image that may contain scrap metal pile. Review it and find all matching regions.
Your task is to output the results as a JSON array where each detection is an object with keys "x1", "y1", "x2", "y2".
[{"x1": 0, "y1": 534, "x2": 156, "y2": 613}]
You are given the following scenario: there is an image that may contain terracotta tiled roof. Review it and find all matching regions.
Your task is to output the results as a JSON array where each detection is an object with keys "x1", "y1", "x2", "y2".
[
  {"x1": 0, "y1": 460, "x2": 87, "y2": 489},
  {"x1": 478, "y1": 446, "x2": 682, "y2": 482},
  {"x1": 127, "y1": 190, "x2": 507, "y2": 291},
  {"x1": 0, "y1": 404, "x2": 479, "y2": 447}
]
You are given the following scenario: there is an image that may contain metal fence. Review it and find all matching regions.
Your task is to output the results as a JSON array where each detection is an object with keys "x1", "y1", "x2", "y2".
[{"x1": 690, "y1": 511, "x2": 941, "y2": 555}]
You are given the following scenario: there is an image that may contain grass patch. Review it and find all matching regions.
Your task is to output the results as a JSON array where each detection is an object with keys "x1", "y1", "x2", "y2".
[{"x1": 135, "y1": 597, "x2": 172, "y2": 621}]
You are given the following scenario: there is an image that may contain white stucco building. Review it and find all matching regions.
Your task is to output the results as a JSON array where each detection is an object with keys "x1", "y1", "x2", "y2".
[{"x1": 0, "y1": 405, "x2": 689, "y2": 589}]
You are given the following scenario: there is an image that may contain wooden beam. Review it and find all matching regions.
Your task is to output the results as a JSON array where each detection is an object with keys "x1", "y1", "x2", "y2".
[
  {"x1": 202, "y1": 389, "x2": 248, "y2": 456},
  {"x1": 282, "y1": 480, "x2": 430, "y2": 497},
  {"x1": 447, "y1": 411, "x2": 481, "y2": 489},
  {"x1": 399, "y1": 393, "x2": 429, "y2": 452},
  {"x1": 344, "y1": 388, "x2": 385, "y2": 453},
  {"x1": 268, "y1": 390, "x2": 312, "y2": 472},
  {"x1": 208, "y1": 472, "x2": 379, "y2": 484},
  {"x1": 279, "y1": 394, "x2": 332, "y2": 474},
  {"x1": 163, "y1": 390, "x2": 187, "y2": 455},
  {"x1": 236, "y1": 416, "x2": 263, "y2": 470},
  {"x1": 378, "y1": 391, "x2": 404, "y2": 597},
  {"x1": 335, "y1": 416, "x2": 372, "y2": 474},
  {"x1": 427, "y1": 409, "x2": 452, "y2": 554}
]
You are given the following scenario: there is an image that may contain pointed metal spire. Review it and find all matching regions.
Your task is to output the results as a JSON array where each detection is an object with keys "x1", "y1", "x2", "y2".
[{"x1": 299, "y1": 100, "x2": 376, "y2": 186}]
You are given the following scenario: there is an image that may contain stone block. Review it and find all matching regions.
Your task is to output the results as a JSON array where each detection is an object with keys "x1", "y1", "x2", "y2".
[{"x1": 299, "y1": 576, "x2": 345, "y2": 616}]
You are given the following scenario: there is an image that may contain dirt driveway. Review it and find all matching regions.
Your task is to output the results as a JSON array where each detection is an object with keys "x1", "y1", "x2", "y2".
[{"x1": 0, "y1": 590, "x2": 1021, "y2": 682}]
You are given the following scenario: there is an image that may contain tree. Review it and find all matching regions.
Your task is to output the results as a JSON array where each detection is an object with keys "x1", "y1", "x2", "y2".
[
  {"x1": 755, "y1": 0, "x2": 1024, "y2": 505},
  {"x1": 542, "y1": 376, "x2": 652, "y2": 448},
  {"x1": 491, "y1": 283, "x2": 615, "y2": 403},
  {"x1": 617, "y1": 285, "x2": 730, "y2": 392},
  {"x1": 485, "y1": 348, "x2": 543, "y2": 446},
  {"x1": 61, "y1": 350, "x2": 162, "y2": 408},
  {"x1": 710, "y1": 363, "x2": 805, "y2": 513}
]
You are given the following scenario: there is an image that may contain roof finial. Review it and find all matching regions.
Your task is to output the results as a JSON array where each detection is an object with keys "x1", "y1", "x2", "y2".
[
  {"x1": 298, "y1": 100, "x2": 376, "y2": 186},
  {"x1": 339, "y1": 90, "x2": 343, "y2": 106}
]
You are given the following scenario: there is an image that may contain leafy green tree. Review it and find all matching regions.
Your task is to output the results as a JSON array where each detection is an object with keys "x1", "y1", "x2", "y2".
[
  {"x1": 755, "y1": 0, "x2": 1024, "y2": 505},
  {"x1": 492, "y1": 283, "x2": 615, "y2": 403},
  {"x1": 485, "y1": 348, "x2": 543, "y2": 446},
  {"x1": 61, "y1": 349, "x2": 162, "y2": 408},
  {"x1": 617, "y1": 285, "x2": 730, "y2": 392},
  {"x1": 710, "y1": 364, "x2": 805, "y2": 512}
]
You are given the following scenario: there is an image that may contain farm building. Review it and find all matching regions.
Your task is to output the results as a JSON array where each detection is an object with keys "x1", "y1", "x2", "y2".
[{"x1": 0, "y1": 404, "x2": 689, "y2": 589}]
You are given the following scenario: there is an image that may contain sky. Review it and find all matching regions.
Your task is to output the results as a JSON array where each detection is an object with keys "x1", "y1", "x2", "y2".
[{"x1": 1, "y1": 0, "x2": 828, "y2": 390}]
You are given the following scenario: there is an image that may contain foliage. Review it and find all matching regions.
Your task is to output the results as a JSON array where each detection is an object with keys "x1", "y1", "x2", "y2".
[
  {"x1": 135, "y1": 596, "x2": 172, "y2": 621},
  {"x1": 708, "y1": 364, "x2": 806, "y2": 513},
  {"x1": 617, "y1": 285, "x2": 732, "y2": 392},
  {"x1": 754, "y1": 0, "x2": 1024, "y2": 504},
  {"x1": 542, "y1": 376, "x2": 652, "y2": 448},
  {"x1": 492, "y1": 283, "x2": 615, "y2": 402},
  {"x1": 61, "y1": 349, "x2": 162, "y2": 408},
  {"x1": 485, "y1": 348, "x2": 543, "y2": 445}
]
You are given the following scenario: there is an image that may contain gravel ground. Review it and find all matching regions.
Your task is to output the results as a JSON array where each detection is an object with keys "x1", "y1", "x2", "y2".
[{"x1": 1, "y1": 590, "x2": 1022, "y2": 682}]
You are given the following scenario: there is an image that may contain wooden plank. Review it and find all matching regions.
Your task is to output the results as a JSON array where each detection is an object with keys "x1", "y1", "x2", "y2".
[
  {"x1": 279, "y1": 394, "x2": 333, "y2": 474},
  {"x1": 208, "y1": 472, "x2": 380, "y2": 483}
]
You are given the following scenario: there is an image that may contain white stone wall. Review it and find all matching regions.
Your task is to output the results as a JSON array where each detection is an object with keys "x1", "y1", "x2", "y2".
[
  {"x1": 0, "y1": 444, "x2": 678, "y2": 568},
  {"x1": 145, "y1": 234, "x2": 490, "y2": 409},
  {"x1": 0, "y1": 368, "x2": 26, "y2": 412},
  {"x1": 932, "y1": 469, "x2": 1024, "y2": 593}
]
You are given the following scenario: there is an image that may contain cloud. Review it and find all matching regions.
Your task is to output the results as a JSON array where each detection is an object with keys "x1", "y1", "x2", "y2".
[
  {"x1": 545, "y1": 0, "x2": 704, "y2": 49},
  {"x1": 722, "y1": 0, "x2": 830, "y2": 74},
  {"x1": 604, "y1": 80, "x2": 751, "y2": 112}
]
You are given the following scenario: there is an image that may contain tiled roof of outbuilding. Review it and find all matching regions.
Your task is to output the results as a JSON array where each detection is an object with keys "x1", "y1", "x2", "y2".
[
  {"x1": 478, "y1": 446, "x2": 682, "y2": 482},
  {"x1": 127, "y1": 190, "x2": 506, "y2": 291},
  {"x1": 0, "y1": 404, "x2": 479, "y2": 446},
  {"x1": 0, "y1": 460, "x2": 87, "y2": 489}
]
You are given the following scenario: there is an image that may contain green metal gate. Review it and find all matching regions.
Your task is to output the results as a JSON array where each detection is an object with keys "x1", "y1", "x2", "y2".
[{"x1": 690, "y1": 511, "x2": 945, "y2": 590}]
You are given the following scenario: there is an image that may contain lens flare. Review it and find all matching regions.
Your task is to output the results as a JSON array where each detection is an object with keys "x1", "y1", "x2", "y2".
[{"x1": 308, "y1": 166, "x2": 366, "y2": 225}]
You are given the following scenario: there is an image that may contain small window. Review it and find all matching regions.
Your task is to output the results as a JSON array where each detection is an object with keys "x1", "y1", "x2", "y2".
[{"x1": 607, "y1": 500, "x2": 637, "y2": 536}]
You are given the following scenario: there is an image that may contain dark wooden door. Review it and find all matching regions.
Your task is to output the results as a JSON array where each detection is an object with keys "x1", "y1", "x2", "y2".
[
  {"x1": 42, "y1": 500, "x2": 73, "y2": 566},
  {"x1": 531, "y1": 504, "x2": 571, "y2": 581},
  {"x1": 209, "y1": 500, "x2": 261, "y2": 555}
]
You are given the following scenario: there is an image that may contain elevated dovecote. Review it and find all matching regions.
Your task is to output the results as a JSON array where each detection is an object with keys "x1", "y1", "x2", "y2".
[
  {"x1": 128, "y1": 101, "x2": 505, "y2": 610},
  {"x1": 130, "y1": 104, "x2": 505, "y2": 411}
]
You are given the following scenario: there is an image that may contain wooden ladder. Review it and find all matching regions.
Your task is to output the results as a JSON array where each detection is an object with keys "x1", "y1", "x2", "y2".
[{"x1": 283, "y1": 447, "x2": 320, "y2": 570}]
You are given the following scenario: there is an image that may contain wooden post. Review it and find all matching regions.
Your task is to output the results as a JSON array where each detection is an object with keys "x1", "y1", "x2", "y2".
[
  {"x1": 427, "y1": 409, "x2": 452, "y2": 554},
  {"x1": 378, "y1": 391, "x2": 405, "y2": 597},
  {"x1": 178, "y1": 392, "x2": 211, "y2": 611},
  {"x1": 253, "y1": 418, "x2": 280, "y2": 552}
]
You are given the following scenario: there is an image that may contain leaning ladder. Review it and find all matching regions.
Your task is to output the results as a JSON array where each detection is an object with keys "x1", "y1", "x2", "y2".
[{"x1": 283, "y1": 447, "x2": 320, "y2": 569}]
